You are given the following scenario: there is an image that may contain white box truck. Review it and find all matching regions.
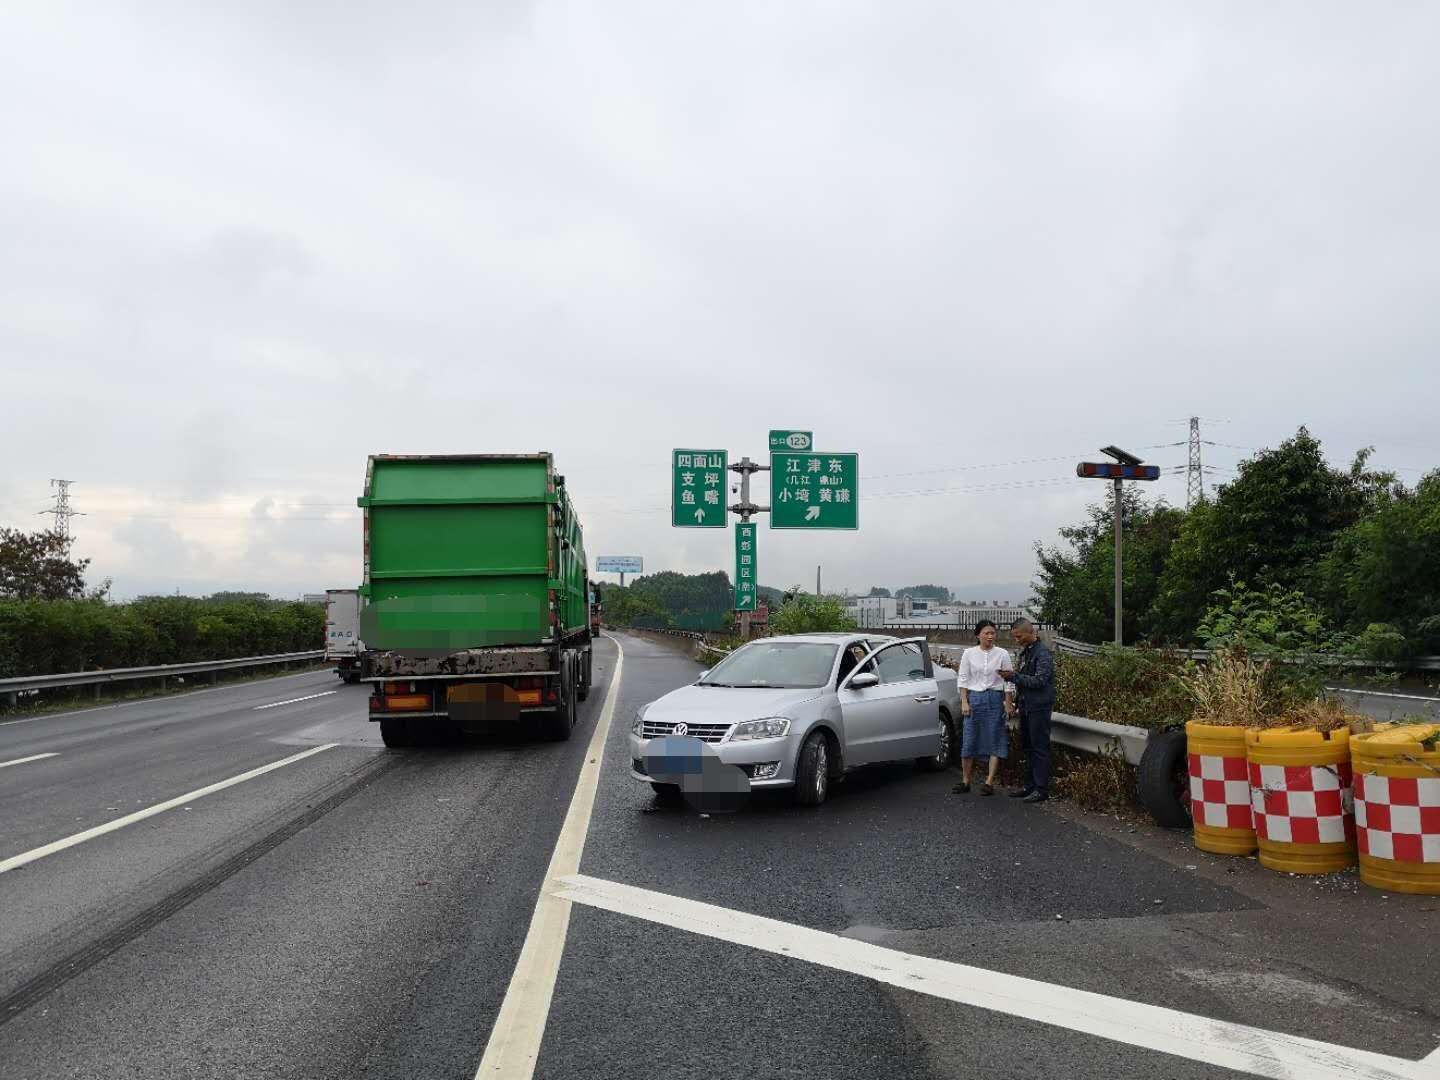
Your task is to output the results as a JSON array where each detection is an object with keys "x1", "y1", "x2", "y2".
[{"x1": 324, "y1": 589, "x2": 366, "y2": 683}]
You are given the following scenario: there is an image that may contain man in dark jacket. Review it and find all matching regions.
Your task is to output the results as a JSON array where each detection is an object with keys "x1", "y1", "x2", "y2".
[{"x1": 1000, "y1": 619, "x2": 1054, "y2": 804}]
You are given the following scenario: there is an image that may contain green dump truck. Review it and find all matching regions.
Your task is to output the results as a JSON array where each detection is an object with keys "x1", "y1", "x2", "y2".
[{"x1": 357, "y1": 453, "x2": 594, "y2": 747}]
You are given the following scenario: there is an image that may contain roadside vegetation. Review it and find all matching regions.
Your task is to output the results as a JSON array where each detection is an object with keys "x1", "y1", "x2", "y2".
[
  {"x1": 1034, "y1": 428, "x2": 1440, "y2": 659},
  {"x1": 0, "y1": 526, "x2": 324, "y2": 678}
]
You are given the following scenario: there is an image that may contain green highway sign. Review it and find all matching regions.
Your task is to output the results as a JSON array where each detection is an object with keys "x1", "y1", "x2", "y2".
[
  {"x1": 769, "y1": 430, "x2": 813, "y2": 452},
  {"x1": 734, "y1": 523, "x2": 757, "y2": 610},
  {"x1": 770, "y1": 452, "x2": 859, "y2": 529},
  {"x1": 671, "y1": 449, "x2": 728, "y2": 528}
]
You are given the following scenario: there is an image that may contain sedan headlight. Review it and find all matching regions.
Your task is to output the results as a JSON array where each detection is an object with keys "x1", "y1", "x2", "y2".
[
  {"x1": 728, "y1": 717, "x2": 791, "y2": 741},
  {"x1": 631, "y1": 702, "x2": 651, "y2": 736}
]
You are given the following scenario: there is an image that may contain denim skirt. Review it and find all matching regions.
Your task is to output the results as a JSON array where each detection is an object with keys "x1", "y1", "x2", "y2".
[{"x1": 961, "y1": 688, "x2": 1008, "y2": 758}]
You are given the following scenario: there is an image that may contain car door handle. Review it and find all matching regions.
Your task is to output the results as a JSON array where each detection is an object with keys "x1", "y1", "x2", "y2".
[{"x1": 913, "y1": 694, "x2": 936, "y2": 703}]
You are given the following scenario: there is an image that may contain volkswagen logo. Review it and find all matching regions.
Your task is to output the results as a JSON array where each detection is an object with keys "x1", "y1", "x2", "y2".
[{"x1": 672, "y1": 722, "x2": 688, "y2": 737}]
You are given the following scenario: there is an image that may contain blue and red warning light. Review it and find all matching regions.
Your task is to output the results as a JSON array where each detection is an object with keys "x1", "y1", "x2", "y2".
[{"x1": 1076, "y1": 462, "x2": 1161, "y2": 481}]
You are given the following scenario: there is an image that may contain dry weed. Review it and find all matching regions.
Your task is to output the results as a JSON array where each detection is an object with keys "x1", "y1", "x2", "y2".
[{"x1": 1177, "y1": 649, "x2": 1273, "y2": 727}]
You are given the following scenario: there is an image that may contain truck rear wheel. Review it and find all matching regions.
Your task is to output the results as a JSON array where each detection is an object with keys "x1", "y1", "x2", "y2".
[
  {"x1": 577, "y1": 650, "x2": 592, "y2": 702},
  {"x1": 380, "y1": 719, "x2": 415, "y2": 748},
  {"x1": 543, "y1": 664, "x2": 577, "y2": 741}
]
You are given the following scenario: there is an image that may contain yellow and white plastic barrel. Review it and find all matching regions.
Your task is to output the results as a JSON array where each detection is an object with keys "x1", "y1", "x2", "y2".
[
  {"x1": 1245, "y1": 727, "x2": 1355, "y2": 875},
  {"x1": 1351, "y1": 725, "x2": 1440, "y2": 895},
  {"x1": 1186, "y1": 721, "x2": 1257, "y2": 855}
]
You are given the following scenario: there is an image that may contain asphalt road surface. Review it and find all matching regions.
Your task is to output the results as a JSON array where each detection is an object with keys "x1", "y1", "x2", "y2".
[{"x1": 1, "y1": 633, "x2": 1436, "y2": 1080}]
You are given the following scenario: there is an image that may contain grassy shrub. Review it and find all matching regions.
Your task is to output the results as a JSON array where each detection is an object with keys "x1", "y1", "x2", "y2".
[
  {"x1": 0, "y1": 595, "x2": 324, "y2": 677},
  {"x1": 1055, "y1": 646, "x2": 1193, "y2": 731},
  {"x1": 768, "y1": 594, "x2": 856, "y2": 636}
]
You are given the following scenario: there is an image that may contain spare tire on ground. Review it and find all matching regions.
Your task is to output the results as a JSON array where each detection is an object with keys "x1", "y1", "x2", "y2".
[{"x1": 1137, "y1": 728, "x2": 1192, "y2": 829}]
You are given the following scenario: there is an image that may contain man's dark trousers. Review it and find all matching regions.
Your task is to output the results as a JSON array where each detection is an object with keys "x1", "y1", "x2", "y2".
[{"x1": 1019, "y1": 705, "x2": 1052, "y2": 795}]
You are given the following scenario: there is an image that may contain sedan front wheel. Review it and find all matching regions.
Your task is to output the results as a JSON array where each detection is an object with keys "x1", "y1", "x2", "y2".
[{"x1": 793, "y1": 731, "x2": 829, "y2": 807}]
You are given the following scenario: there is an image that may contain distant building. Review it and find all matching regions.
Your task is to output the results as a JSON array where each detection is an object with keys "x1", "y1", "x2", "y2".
[{"x1": 845, "y1": 595, "x2": 1030, "y2": 630}]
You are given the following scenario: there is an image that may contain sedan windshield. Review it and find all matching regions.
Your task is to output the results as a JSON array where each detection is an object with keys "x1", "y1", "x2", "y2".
[{"x1": 699, "y1": 641, "x2": 838, "y2": 689}]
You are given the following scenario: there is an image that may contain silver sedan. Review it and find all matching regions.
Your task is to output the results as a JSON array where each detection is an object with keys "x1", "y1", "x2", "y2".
[{"x1": 628, "y1": 633, "x2": 960, "y2": 807}]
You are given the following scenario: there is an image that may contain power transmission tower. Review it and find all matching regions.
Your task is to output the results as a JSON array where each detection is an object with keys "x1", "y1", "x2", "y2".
[
  {"x1": 1186, "y1": 418, "x2": 1204, "y2": 508},
  {"x1": 40, "y1": 479, "x2": 85, "y2": 538}
]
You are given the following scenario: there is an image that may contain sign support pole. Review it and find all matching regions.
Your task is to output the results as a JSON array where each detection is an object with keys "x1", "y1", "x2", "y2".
[
  {"x1": 1113, "y1": 477, "x2": 1123, "y2": 646},
  {"x1": 730, "y1": 456, "x2": 770, "y2": 640},
  {"x1": 1077, "y1": 448, "x2": 1155, "y2": 647}
]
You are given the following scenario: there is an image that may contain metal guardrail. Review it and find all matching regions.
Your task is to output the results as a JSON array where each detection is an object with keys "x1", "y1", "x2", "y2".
[
  {"x1": 1047, "y1": 711, "x2": 1149, "y2": 765},
  {"x1": 0, "y1": 651, "x2": 326, "y2": 706},
  {"x1": 928, "y1": 642, "x2": 1151, "y2": 764},
  {"x1": 1053, "y1": 636, "x2": 1440, "y2": 671}
]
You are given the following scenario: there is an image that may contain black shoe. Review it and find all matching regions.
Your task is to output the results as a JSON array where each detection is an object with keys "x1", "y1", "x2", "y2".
[
  {"x1": 1008, "y1": 787, "x2": 1034, "y2": 799},
  {"x1": 951, "y1": 782, "x2": 971, "y2": 794},
  {"x1": 1022, "y1": 791, "x2": 1049, "y2": 804},
  {"x1": 980, "y1": 783, "x2": 995, "y2": 796}
]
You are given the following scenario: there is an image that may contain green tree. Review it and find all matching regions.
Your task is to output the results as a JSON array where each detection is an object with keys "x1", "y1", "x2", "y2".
[
  {"x1": 1196, "y1": 581, "x2": 1347, "y2": 655},
  {"x1": 1317, "y1": 470, "x2": 1440, "y2": 652},
  {"x1": 0, "y1": 528, "x2": 91, "y2": 601},
  {"x1": 866, "y1": 586, "x2": 892, "y2": 598},
  {"x1": 1032, "y1": 488, "x2": 1185, "y2": 644},
  {"x1": 1150, "y1": 428, "x2": 1390, "y2": 641},
  {"x1": 769, "y1": 592, "x2": 857, "y2": 635},
  {"x1": 595, "y1": 583, "x2": 672, "y2": 628}
]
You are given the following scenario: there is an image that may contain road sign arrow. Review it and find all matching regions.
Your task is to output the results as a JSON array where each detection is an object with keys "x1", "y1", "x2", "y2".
[
  {"x1": 804, "y1": 506, "x2": 821, "y2": 521},
  {"x1": 693, "y1": 507, "x2": 705, "y2": 523}
]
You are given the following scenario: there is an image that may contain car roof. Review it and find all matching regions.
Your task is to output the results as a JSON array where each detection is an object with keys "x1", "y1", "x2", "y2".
[{"x1": 746, "y1": 632, "x2": 896, "y2": 645}]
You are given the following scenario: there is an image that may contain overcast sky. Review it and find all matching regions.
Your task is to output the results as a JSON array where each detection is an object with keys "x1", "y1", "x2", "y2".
[{"x1": 4, "y1": 2, "x2": 1437, "y2": 602}]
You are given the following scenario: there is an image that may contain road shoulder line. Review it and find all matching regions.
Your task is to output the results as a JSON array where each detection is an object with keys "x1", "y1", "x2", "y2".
[{"x1": 473, "y1": 638, "x2": 625, "y2": 1079}]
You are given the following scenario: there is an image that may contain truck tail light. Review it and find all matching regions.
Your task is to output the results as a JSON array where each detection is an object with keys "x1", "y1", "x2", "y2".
[
  {"x1": 545, "y1": 687, "x2": 558, "y2": 703},
  {"x1": 384, "y1": 694, "x2": 430, "y2": 711},
  {"x1": 515, "y1": 690, "x2": 542, "y2": 706},
  {"x1": 383, "y1": 681, "x2": 415, "y2": 694}
]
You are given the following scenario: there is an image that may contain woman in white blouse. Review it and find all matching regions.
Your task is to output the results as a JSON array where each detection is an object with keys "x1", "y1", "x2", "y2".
[{"x1": 952, "y1": 619, "x2": 1015, "y2": 796}]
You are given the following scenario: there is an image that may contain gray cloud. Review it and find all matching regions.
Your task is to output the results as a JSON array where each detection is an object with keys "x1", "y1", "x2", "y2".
[{"x1": 3, "y1": 2, "x2": 1436, "y2": 601}]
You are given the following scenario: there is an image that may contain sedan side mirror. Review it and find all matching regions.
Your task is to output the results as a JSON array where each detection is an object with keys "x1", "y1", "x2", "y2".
[{"x1": 847, "y1": 672, "x2": 880, "y2": 690}]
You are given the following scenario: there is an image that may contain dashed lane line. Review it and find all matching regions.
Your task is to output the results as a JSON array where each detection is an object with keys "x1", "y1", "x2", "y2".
[
  {"x1": 0, "y1": 669, "x2": 333, "y2": 728},
  {"x1": 0, "y1": 752, "x2": 59, "y2": 770},
  {"x1": 253, "y1": 691, "x2": 338, "y2": 710},
  {"x1": 553, "y1": 874, "x2": 1439, "y2": 1080},
  {"x1": 0, "y1": 743, "x2": 338, "y2": 875}
]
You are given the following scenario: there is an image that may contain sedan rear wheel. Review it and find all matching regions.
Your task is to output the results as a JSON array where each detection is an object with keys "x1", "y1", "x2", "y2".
[
  {"x1": 917, "y1": 709, "x2": 954, "y2": 772},
  {"x1": 793, "y1": 731, "x2": 829, "y2": 807}
]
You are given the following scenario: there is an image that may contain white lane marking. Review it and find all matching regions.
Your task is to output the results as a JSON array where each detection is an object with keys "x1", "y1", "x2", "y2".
[
  {"x1": 0, "y1": 752, "x2": 59, "y2": 770},
  {"x1": 253, "y1": 691, "x2": 337, "y2": 710},
  {"x1": 1326, "y1": 686, "x2": 1440, "y2": 704},
  {"x1": 474, "y1": 643, "x2": 625, "y2": 1078},
  {"x1": 0, "y1": 743, "x2": 338, "y2": 875},
  {"x1": 553, "y1": 874, "x2": 1437, "y2": 1080},
  {"x1": 0, "y1": 669, "x2": 330, "y2": 728}
]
